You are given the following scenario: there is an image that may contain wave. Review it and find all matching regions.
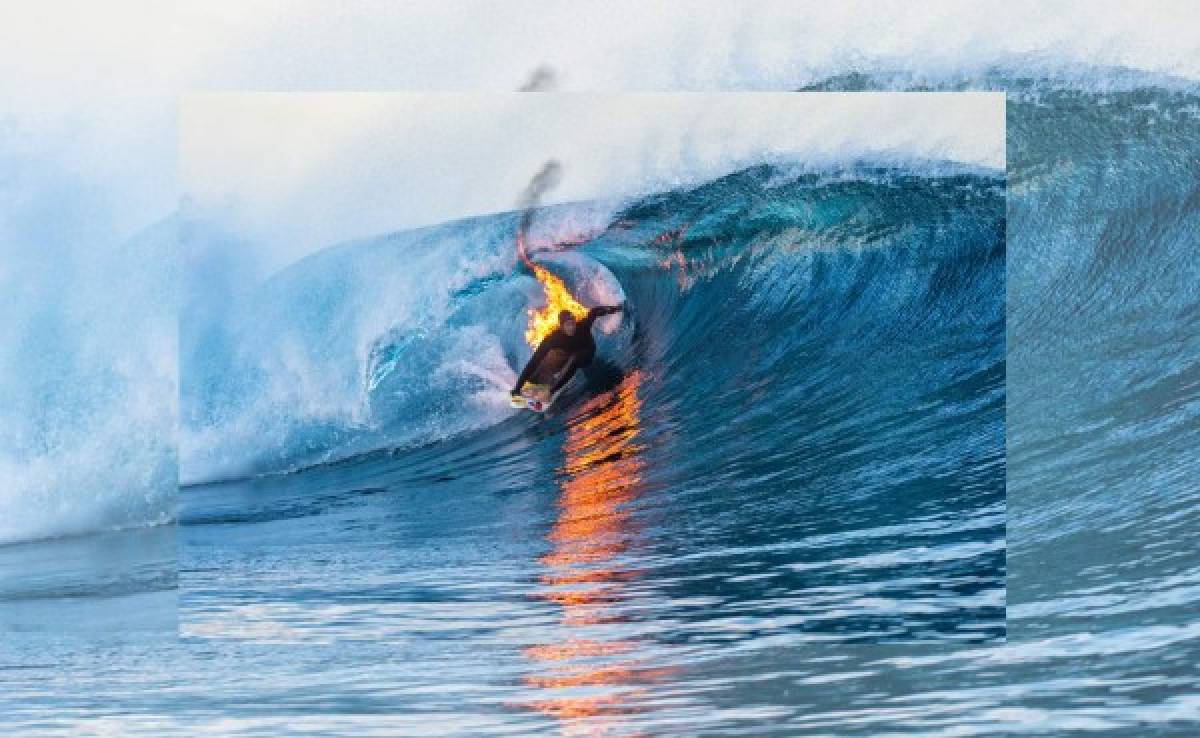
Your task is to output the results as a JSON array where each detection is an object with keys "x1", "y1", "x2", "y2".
[
  {"x1": 0, "y1": 204, "x2": 177, "y2": 546},
  {"x1": 180, "y1": 161, "x2": 1004, "y2": 490},
  {"x1": 179, "y1": 157, "x2": 1007, "y2": 666}
]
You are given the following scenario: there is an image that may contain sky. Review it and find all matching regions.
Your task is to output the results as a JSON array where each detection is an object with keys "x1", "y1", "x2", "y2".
[{"x1": 180, "y1": 92, "x2": 1004, "y2": 272}]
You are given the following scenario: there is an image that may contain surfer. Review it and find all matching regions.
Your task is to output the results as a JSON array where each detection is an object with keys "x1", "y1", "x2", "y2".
[{"x1": 512, "y1": 305, "x2": 624, "y2": 404}]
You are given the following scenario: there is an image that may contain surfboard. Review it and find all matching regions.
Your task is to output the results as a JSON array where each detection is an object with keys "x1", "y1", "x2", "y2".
[{"x1": 510, "y1": 382, "x2": 559, "y2": 413}]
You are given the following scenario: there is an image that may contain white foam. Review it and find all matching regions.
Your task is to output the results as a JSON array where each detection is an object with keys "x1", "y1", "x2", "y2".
[{"x1": 0, "y1": 204, "x2": 177, "y2": 544}]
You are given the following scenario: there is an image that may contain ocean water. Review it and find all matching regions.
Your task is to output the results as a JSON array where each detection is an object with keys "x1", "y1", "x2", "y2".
[{"x1": 2, "y1": 72, "x2": 1198, "y2": 738}]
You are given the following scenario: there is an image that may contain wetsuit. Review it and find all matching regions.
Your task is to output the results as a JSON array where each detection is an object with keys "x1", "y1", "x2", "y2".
[{"x1": 514, "y1": 305, "x2": 622, "y2": 397}]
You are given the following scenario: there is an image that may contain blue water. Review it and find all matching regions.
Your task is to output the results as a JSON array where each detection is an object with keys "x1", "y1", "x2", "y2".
[{"x1": 2, "y1": 73, "x2": 1199, "y2": 737}]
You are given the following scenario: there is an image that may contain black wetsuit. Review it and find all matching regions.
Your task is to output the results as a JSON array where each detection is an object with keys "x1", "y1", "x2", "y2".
[{"x1": 514, "y1": 306, "x2": 621, "y2": 396}]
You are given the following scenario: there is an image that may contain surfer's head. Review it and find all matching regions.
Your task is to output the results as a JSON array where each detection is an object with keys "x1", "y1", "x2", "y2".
[{"x1": 559, "y1": 309, "x2": 577, "y2": 335}]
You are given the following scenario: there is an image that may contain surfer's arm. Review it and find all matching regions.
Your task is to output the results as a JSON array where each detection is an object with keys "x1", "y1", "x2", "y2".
[
  {"x1": 581, "y1": 304, "x2": 623, "y2": 329},
  {"x1": 513, "y1": 341, "x2": 552, "y2": 394}
]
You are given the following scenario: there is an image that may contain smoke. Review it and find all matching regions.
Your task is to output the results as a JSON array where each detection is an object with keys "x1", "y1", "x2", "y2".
[
  {"x1": 516, "y1": 159, "x2": 563, "y2": 268},
  {"x1": 518, "y1": 64, "x2": 558, "y2": 91}
]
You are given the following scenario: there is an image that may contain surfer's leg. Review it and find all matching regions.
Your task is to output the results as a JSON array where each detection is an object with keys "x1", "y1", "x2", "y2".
[
  {"x1": 548, "y1": 355, "x2": 580, "y2": 396},
  {"x1": 530, "y1": 349, "x2": 568, "y2": 386}
]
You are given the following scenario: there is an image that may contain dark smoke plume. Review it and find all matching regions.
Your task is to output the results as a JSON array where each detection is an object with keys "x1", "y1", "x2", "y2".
[
  {"x1": 516, "y1": 159, "x2": 562, "y2": 269},
  {"x1": 518, "y1": 65, "x2": 558, "y2": 92}
]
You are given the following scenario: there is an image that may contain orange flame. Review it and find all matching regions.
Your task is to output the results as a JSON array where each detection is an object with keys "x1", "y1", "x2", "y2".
[
  {"x1": 518, "y1": 232, "x2": 589, "y2": 348},
  {"x1": 526, "y1": 262, "x2": 589, "y2": 348}
]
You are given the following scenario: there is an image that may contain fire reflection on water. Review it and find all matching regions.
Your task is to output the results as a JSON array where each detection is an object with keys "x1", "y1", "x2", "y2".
[{"x1": 522, "y1": 370, "x2": 673, "y2": 736}]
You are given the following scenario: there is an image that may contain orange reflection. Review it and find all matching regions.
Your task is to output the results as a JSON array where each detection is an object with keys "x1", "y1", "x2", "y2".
[{"x1": 522, "y1": 371, "x2": 673, "y2": 737}]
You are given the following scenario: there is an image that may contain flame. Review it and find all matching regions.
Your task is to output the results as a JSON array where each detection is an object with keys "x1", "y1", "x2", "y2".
[
  {"x1": 526, "y1": 262, "x2": 589, "y2": 348},
  {"x1": 519, "y1": 232, "x2": 589, "y2": 348}
]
